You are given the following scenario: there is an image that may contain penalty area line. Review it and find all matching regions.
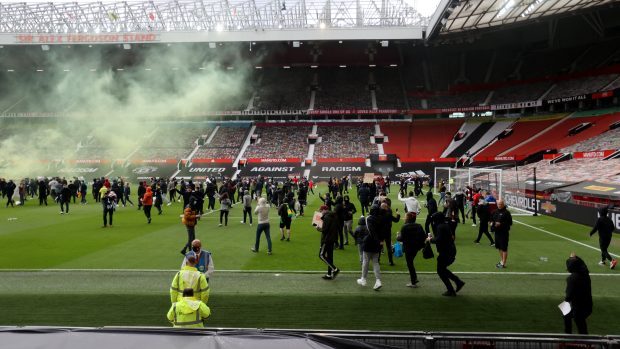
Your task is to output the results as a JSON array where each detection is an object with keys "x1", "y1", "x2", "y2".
[{"x1": 513, "y1": 219, "x2": 619, "y2": 259}]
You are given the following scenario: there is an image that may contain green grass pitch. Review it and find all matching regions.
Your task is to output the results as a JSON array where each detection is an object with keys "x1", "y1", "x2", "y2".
[{"x1": 0, "y1": 183, "x2": 618, "y2": 334}]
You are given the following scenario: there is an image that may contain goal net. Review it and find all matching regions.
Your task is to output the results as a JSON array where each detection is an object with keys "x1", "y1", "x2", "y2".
[
  {"x1": 434, "y1": 167, "x2": 503, "y2": 199},
  {"x1": 434, "y1": 166, "x2": 536, "y2": 215}
]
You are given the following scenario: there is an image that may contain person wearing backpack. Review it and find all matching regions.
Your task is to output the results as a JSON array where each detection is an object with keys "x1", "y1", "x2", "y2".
[
  {"x1": 397, "y1": 212, "x2": 427, "y2": 288},
  {"x1": 278, "y1": 202, "x2": 293, "y2": 241},
  {"x1": 589, "y1": 206, "x2": 617, "y2": 269}
]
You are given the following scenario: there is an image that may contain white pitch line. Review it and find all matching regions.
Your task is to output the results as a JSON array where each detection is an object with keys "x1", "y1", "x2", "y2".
[
  {"x1": 513, "y1": 219, "x2": 619, "y2": 258},
  {"x1": 0, "y1": 269, "x2": 617, "y2": 276}
]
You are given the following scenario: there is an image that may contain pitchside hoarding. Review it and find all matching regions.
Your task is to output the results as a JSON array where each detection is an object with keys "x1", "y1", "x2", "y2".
[
  {"x1": 503, "y1": 192, "x2": 620, "y2": 233},
  {"x1": 239, "y1": 164, "x2": 302, "y2": 180},
  {"x1": 310, "y1": 163, "x2": 369, "y2": 181},
  {"x1": 176, "y1": 164, "x2": 235, "y2": 180}
]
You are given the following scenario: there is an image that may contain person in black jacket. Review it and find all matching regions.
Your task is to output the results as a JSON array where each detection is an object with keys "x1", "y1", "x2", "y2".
[
  {"x1": 297, "y1": 184, "x2": 307, "y2": 216},
  {"x1": 428, "y1": 212, "x2": 465, "y2": 297},
  {"x1": 359, "y1": 204, "x2": 385, "y2": 290},
  {"x1": 357, "y1": 184, "x2": 370, "y2": 216},
  {"x1": 38, "y1": 179, "x2": 48, "y2": 206},
  {"x1": 381, "y1": 201, "x2": 401, "y2": 266},
  {"x1": 397, "y1": 212, "x2": 427, "y2": 288},
  {"x1": 317, "y1": 205, "x2": 340, "y2": 280},
  {"x1": 474, "y1": 198, "x2": 494, "y2": 245},
  {"x1": 137, "y1": 181, "x2": 146, "y2": 210},
  {"x1": 334, "y1": 196, "x2": 346, "y2": 249},
  {"x1": 59, "y1": 183, "x2": 71, "y2": 214},
  {"x1": 564, "y1": 253, "x2": 592, "y2": 334},
  {"x1": 343, "y1": 195, "x2": 357, "y2": 245},
  {"x1": 589, "y1": 207, "x2": 617, "y2": 269},
  {"x1": 5, "y1": 179, "x2": 16, "y2": 207},
  {"x1": 491, "y1": 199, "x2": 512, "y2": 269},
  {"x1": 425, "y1": 190, "x2": 438, "y2": 235}
]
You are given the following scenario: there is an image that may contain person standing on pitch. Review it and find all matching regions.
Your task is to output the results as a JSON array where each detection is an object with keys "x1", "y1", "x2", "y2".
[
  {"x1": 241, "y1": 190, "x2": 253, "y2": 225},
  {"x1": 397, "y1": 212, "x2": 427, "y2": 288},
  {"x1": 317, "y1": 205, "x2": 340, "y2": 280},
  {"x1": 170, "y1": 251, "x2": 210, "y2": 304},
  {"x1": 357, "y1": 205, "x2": 384, "y2": 290},
  {"x1": 181, "y1": 239, "x2": 214, "y2": 283},
  {"x1": 278, "y1": 201, "x2": 293, "y2": 241},
  {"x1": 251, "y1": 197, "x2": 272, "y2": 255},
  {"x1": 424, "y1": 191, "x2": 438, "y2": 235},
  {"x1": 142, "y1": 186, "x2": 153, "y2": 224},
  {"x1": 474, "y1": 195, "x2": 494, "y2": 246},
  {"x1": 218, "y1": 193, "x2": 231, "y2": 227},
  {"x1": 589, "y1": 206, "x2": 617, "y2": 269},
  {"x1": 167, "y1": 287, "x2": 211, "y2": 328},
  {"x1": 427, "y1": 212, "x2": 465, "y2": 297},
  {"x1": 342, "y1": 195, "x2": 357, "y2": 245},
  {"x1": 59, "y1": 183, "x2": 71, "y2": 214},
  {"x1": 491, "y1": 199, "x2": 512, "y2": 269},
  {"x1": 398, "y1": 191, "x2": 420, "y2": 214},
  {"x1": 181, "y1": 204, "x2": 200, "y2": 255},
  {"x1": 563, "y1": 253, "x2": 592, "y2": 334},
  {"x1": 102, "y1": 189, "x2": 116, "y2": 228}
]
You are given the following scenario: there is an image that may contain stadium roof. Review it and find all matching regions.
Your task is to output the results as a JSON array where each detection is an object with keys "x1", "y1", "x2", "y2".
[
  {"x1": 0, "y1": 0, "x2": 430, "y2": 45},
  {"x1": 427, "y1": 0, "x2": 617, "y2": 37}
]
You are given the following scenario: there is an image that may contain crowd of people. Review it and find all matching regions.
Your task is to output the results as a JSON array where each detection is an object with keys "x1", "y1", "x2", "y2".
[{"x1": 1, "y1": 172, "x2": 613, "y2": 333}]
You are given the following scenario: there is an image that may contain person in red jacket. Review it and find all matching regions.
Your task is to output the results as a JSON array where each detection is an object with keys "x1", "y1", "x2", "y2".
[{"x1": 142, "y1": 186, "x2": 153, "y2": 224}]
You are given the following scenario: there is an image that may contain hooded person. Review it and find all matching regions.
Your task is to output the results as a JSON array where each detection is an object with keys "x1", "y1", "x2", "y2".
[
  {"x1": 167, "y1": 287, "x2": 211, "y2": 328},
  {"x1": 563, "y1": 253, "x2": 592, "y2": 334},
  {"x1": 589, "y1": 207, "x2": 617, "y2": 269},
  {"x1": 142, "y1": 186, "x2": 153, "y2": 224}
]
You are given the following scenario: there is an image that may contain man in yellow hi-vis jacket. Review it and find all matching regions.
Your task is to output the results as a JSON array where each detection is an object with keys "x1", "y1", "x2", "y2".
[
  {"x1": 167, "y1": 288, "x2": 211, "y2": 328},
  {"x1": 170, "y1": 251, "x2": 210, "y2": 304}
]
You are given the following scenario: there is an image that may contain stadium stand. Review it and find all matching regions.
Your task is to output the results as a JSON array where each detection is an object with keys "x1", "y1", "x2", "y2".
[
  {"x1": 502, "y1": 158, "x2": 620, "y2": 184},
  {"x1": 507, "y1": 112, "x2": 620, "y2": 157},
  {"x1": 560, "y1": 127, "x2": 620, "y2": 153},
  {"x1": 442, "y1": 121, "x2": 495, "y2": 158},
  {"x1": 133, "y1": 125, "x2": 213, "y2": 160},
  {"x1": 314, "y1": 124, "x2": 377, "y2": 159},
  {"x1": 475, "y1": 115, "x2": 567, "y2": 159},
  {"x1": 242, "y1": 124, "x2": 311, "y2": 159},
  {"x1": 425, "y1": 90, "x2": 488, "y2": 109},
  {"x1": 314, "y1": 68, "x2": 371, "y2": 109},
  {"x1": 372, "y1": 67, "x2": 406, "y2": 109},
  {"x1": 490, "y1": 81, "x2": 552, "y2": 104},
  {"x1": 381, "y1": 119, "x2": 464, "y2": 159},
  {"x1": 546, "y1": 74, "x2": 619, "y2": 99},
  {"x1": 193, "y1": 126, "x2": 249, "y2": 159},
  {"x1": 253, "y1": 68, "x2": 312, "y2": 110}
]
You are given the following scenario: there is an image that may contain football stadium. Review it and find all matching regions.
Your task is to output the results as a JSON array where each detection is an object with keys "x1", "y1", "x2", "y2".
[{"x1": 1, "y1": 0, "x2": 620, "y2": 347}]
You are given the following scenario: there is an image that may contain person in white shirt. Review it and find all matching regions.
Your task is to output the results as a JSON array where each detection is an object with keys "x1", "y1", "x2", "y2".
[{"x1": 398, "y1": 191, "x2": 421, "y2": 214}]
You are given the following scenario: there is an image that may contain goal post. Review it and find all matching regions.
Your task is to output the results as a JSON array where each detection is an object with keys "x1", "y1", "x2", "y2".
[
  {"x1": 434, "y1": 167, "x2": 503, "y2": 199},
  {"x1": 434, "y1": 165, "x2": 539, "y2": 216}
]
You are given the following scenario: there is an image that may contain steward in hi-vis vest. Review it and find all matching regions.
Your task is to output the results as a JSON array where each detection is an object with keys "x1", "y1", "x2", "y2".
[
  {"x1": 170, "y1": 251, "x2": 210, "y2": 304},
  {"x1": 167, "y1": 288, "x2": 211, "y2": 328}
]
